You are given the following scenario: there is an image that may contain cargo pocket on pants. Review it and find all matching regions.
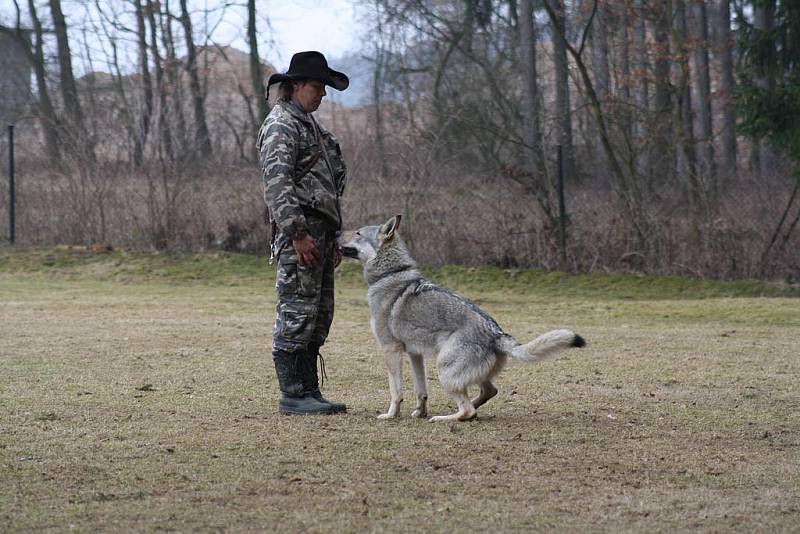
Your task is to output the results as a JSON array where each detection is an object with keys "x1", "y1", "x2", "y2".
[
  {"x1": 277, "y1": 256, "x2": 318, "y2": 298},
  {"x1": 278, "y1": 303, "x2": 317, "y2": 340},
  {"x1": 295, "y1": 263, "x2": 318, "y2": 297},
  {"x1": 276, "y1": 259, "x2": 299, "y2": 295}
]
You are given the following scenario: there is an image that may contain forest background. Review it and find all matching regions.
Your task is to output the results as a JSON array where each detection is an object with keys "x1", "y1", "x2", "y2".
[{"x1": 0, "y1": 0, "x2": 798, "y2": 281}]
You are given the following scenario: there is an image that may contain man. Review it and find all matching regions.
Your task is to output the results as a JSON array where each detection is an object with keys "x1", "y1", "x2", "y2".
[{"x1": 257, "y1": 51, "x2": 349, "y2": 415}]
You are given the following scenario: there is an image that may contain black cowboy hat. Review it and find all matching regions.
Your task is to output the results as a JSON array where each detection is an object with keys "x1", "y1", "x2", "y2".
[{"x1": 267, "y1": 51, "x2": 349, "y2": 91}]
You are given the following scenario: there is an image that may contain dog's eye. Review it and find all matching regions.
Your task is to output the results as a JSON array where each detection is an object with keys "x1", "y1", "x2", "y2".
[{"x1": 355, "y1": 231, "x2": 361, "y2": 236}]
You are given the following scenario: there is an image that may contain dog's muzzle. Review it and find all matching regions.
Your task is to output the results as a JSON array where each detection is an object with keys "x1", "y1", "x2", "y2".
[{"x1": 340, "y1": 246, "x2": 359, "y2": 258}]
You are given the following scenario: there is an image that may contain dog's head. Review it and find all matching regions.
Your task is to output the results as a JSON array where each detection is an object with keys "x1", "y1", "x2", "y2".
[{"x1": 339, "y1": 214, "x2": 401, "y2": 264}]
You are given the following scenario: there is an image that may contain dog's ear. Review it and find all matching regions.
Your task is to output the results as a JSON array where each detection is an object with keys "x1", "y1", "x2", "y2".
[{"x1": 379, "y1": 214, "x2": 402, "y2": 241}]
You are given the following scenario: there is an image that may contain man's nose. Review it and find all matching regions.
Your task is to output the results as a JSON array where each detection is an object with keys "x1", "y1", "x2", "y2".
[{"x1": 322, "y1": 87, "x2": 327, "y2": 97}]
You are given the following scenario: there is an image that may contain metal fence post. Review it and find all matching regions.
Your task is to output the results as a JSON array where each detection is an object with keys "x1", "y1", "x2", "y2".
[{"x1": 8, "y1": 124, "x2": 14, "y2": 244}]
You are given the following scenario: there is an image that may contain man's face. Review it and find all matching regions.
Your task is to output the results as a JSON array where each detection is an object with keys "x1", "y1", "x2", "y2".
[{"x1": 293, "y1": 80, "x2": 327, "y2": 112}]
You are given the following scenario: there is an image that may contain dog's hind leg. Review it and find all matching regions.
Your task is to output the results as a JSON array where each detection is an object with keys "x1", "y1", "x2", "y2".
[
  {"x1": 378, "y1": 346, "x2": 404, "y2": 419},
  {"x1": 471, "y1": 381, "x2": 498, "y2": 409},
  {"x1": 408, "y1": 353, "x2": 428, "y2": 418},
  {"x1": 429, "y1": 389, "x2": 476, "y2": 422},
  {"x1": 471, "y1": 353, "x2": 505, "y2": 409}
]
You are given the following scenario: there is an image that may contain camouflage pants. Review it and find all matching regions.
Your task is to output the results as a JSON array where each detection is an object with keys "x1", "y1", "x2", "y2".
[{"x1": 272, "y1": 219, "x2": 336, "y2": 354}]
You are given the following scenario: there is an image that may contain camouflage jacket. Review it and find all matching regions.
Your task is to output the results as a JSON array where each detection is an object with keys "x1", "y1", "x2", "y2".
[{"x1": 257, "y1": 99, "x2": 347, "y2": 240}]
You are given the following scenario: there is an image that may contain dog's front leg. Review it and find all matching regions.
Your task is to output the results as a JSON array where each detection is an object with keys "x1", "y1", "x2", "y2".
[
  {"x1": 408, "y1": 353, "x2": 428, "y2": 418},
  {"x1": 378, "y1": 347, "x2": 404, "y2": 419}
]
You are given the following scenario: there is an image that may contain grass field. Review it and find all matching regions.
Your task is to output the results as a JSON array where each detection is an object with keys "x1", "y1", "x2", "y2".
[{"x1": 1, "y1": 246, "x2": 799, "y2": 532}]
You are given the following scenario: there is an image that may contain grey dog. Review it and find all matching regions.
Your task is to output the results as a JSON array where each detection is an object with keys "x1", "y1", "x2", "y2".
[{"x1": 339, "y1": 215, "x2": 586, "y2": 422}]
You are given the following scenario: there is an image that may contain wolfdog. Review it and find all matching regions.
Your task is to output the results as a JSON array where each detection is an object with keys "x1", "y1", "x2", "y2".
[{"x1": 339, "y1": 215, "x2": 586, "y2": 422}]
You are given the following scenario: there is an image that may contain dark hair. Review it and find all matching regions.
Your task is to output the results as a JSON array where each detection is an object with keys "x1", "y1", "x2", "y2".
[
  {"x1": 278, "y1": 77, "x2": 312, "y2": 101},
  {"x1": 278, "y1": 80, "x2": 294, "y2": 101}
]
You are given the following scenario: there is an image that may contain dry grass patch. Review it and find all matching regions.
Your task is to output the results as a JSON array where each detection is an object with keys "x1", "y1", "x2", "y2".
[{"x1": 1, "y1": 252, "x2": 798, "y2": 531}]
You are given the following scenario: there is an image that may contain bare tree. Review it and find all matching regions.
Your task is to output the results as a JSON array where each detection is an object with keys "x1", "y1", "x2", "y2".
[
  {"x1": 93, "y1": 1, "x2": 136, "y2": 162},
  {"x1": 146, "y1": 0, "x2": 173, "y2": 161},
  {"x1": 160, "y1": 0, "x2": 187, "y2": 156},
  {"x1": 247, "y1": 0, "x2": 268, "y2": 128},
  {"x1": 652, "y1": 1, "x2": 673, "y2": 184},
  {"x1": 674, "y1": 0, "x2": 701, "y2": 239},
  {"x1": 590, "y1": 0, "x2": 610, "y2": 104},
  {"x1": 519, "y1": 0, "x2": 554, "y2": 222},
  {"x1": 715, "y1": 0, "x2": 737, "y2": 179},
  {"x1": 550, "y1": 0, "x2": 576, "y2": 181},
  {"x1": 749, "y1": 0, "x2": 775, "y2": 175},
  {"x1": 589, "y1": 0, "x2": 610, "y2": 179},
  {"x1": 518, "y1": 0, "x2": 543, "y2": 166},
  {"x1": 543, "y1": 0, "x2": 653, "y2": 252},
  {"x1": 617, "y1": 0, "x2": 632, "y2": 140},
  {"x1": 370, "y1": 0, "x2": 389, "y2": 178},
  {"x1": 2, "y1": 0, "x2": 61, "y2": 162},
  {"x1": 49, "y1": 0, "x2": 92, "y2": 160},
  {"x1": 133, "y1": 0, "x2": 153, "y2": 166},
  {"x1": 179, "y1": 0, "x2": 212, "y2": 156},
  {"x1": 690, "y1": 0, "x2": 715, "y2": 194},
  {"x1": 632, "y1": 0, "x2": 649, "y2": 174}
]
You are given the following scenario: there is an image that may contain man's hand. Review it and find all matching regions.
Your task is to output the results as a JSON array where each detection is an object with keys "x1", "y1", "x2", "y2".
[{"x1": 293, "y1": 234, "x2": 320, "y2": 268}]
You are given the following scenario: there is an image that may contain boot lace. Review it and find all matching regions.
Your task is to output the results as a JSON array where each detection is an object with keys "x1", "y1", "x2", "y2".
[{"x1": 317, "y1": 351, "x2": 328, "y2": 389}]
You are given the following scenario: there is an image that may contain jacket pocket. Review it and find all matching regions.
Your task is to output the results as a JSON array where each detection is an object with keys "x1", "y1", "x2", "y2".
[{"x1": 294, "y1": 143, "x2": 321, "y2": 180}]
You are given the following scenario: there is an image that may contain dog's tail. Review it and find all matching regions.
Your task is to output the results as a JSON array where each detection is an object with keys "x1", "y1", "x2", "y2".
[{"x1": 496, "y1": 330, "x2": 585, "y2": 363}]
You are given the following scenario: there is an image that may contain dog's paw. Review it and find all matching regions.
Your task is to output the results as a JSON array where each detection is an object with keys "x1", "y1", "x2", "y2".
[
  {"x1": 428, "y1": 415, "x2": 449, "y2": 423},
  {"x1": 411, "y1": 409, "x2": 427, "y2": 418},
  {"x1": 377, "y1": 412, "x2": 398, "y2": 420}
]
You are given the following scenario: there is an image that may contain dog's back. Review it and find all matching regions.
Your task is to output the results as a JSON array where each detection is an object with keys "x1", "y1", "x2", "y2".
[{"x1": 387, "y1": 277, "x2": 503, "y2": 349}]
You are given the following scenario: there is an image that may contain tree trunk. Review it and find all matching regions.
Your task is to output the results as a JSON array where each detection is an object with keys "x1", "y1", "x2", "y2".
[
  {"x1": 107, "y1": 37, "x2": 138, "y2": 164},
  {"x1": 519, "y1": 0, "x2": 555, "y2": 222},
  {"x1": 26, "y1": 0, "x2": 60, "y2": 162},
  {"x1": 618, "y1": 1, "x2": 632, "y2": 141},
  {"x1": 372, "y1": 56, "x2": 388, "y2": 179},
  {"x1": 372, "y1": 2, "x2": 389, "y2": 179},
  {"x1": 550, "y1": 0, "x2": 576, "y2": 181},
  {"x1": 519, "y1": 0, "x2": 543, "y2": 170},
  {"x1": 49, "y1": 0, "x2": 91, "y2": 159},
  {"x1": 715, "y1": 0, "x2": 737, "y2": 180},
  {"x1": 247, "y1": 0, "x2": 269, "y2": 128},
  {"x1": 631, "y1": 0, "x2": 649, "y2": 177},
  {"x1": 160, "y1": 0, "x2": 187, "y2": 157},
  {"x1": 690, "y1": 0, "x2": 715, "y2": 196},
  {"x1": 543, "y1": 0, "x2": 651, "y2": 253},
  {"x1": 133, "y1": 0, "x2": 153, "y2": 166},
  {"x1": 179, "y1": 0, "x2": 212, "y2": 156},
  {"x1": 146, "y1": 0, "x2": 173, "y2": 161},
  {"x1": 590, "y1": 0, "x2": 611, "y2": 181},
  {"x1": 751, "y1": 0, "x2": 775, "y2": 176},
  {"x1": 674, "y1": 0, "x2": 700, "y2": 237},
  {"x1": 652, "y1": 0, "x2": 673, "y2": 185}
]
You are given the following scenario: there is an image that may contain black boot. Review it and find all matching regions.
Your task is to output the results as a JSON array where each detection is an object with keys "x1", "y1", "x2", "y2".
[
  {"x1": 273, "y1": 349, "x2": 335, "y2": 415},
  {"x1": 306, "y1": 343, "x2": 347, "y2": 414}
]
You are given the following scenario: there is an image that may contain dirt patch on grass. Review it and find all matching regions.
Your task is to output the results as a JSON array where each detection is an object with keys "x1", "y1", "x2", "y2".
[{"x1": 1, "y1": 262, "x2": 798, "y2": 531}]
